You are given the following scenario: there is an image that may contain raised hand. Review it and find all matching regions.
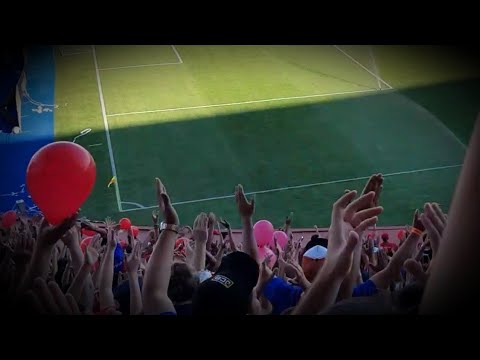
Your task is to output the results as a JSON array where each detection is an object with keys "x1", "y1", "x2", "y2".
[
  {"x1": 61, "y1": 224, "x2": 81, "y2": 248},
  {"x1": 360, "y1": 174, "x2": 383, "y2": 210},
  {"x1": 184, "y1": 238, "x2": 195, "y2": 264},
  {"x1": 84, "y1": 244, "x2": 99, "y2": 268},
  {"x1": 256, "y1": 255, "x2": 278, "y2": 296},
  {"x1": 219, "y1": 218, "x2": 231, "y2": 229},
  {"x1": 193, "y1": 213, "x2": 209, "y2": 242},
  {"x1": 38, "y1": 213, "x2": 78, "y2": 249},
  {"x1": 403, "y1": 258, "x2": 429, "y2": 286},
  {"x1": 126, "y1": 242, "x2": 142, "y2": 273},
  {"x1": 217, "y1": 226, "x2": 227, "y2": 251},
  {"x1": 155, "y1": 178, "x2": 179, "y2": 225},
  {"x1": 287, "y1": 259, "x2": 311, "y2": 290},
  {"x1": 235, "y1": 184, "x2": 255, "y2": 219},
  {"x1": 105, "y1": 217, "x2": 118, "y2": 249},
  {"x1": 285, "y1": 212, "x2": 294, "y2": 226},
  {"x1": 420, "y1": 202, "x2": 446, "y2": 256},
  {"x1": 412, "y1": 209, "x2": 425, "y2": 232},
  {"x1": 207, "y1": 212, "x2": 216, "y2": 227},
  {"x1": 327, "y1": 191, "x2": 382, "y2": 277},
  {"x1": 104, "y1": 217, "x2": 116, "y2": 229},
  {"x1": 90, "y1": 234, "x2": 103, "y2": 252}
]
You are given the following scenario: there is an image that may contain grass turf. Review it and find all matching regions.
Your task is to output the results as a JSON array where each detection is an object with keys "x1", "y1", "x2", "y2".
[{"x1": 53, "y1": 45, "x2": 480, "y2": 228}]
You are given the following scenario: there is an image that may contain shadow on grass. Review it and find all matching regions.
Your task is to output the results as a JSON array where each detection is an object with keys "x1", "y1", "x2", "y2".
[{"x1": 2, "y1": 76, "x2": 479, "y2": 226}]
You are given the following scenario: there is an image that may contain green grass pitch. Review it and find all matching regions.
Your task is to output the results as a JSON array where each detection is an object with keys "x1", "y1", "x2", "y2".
[{"x1": 53, "y1": 45, "x2": 480, "y2": 228}]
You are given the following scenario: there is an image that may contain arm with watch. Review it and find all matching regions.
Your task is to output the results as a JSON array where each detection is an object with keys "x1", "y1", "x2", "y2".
[{"x1": 142, "y1": 178, "x2": 179, "y2": 315}]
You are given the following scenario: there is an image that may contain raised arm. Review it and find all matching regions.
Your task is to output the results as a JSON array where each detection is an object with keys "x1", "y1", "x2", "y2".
[
  {"x1": 235, "y1": 184, "x2": 258, "y2": 262},
  {"x1": 206, "y1": 213, "x2": 216, "y2": 252},
  {"x1": 192, "y1": 213, "x2": 208, "y2": 272},
  {"x1": 142, "y1": 178, "x2": 179, "y2": 315},
  {"x1": 67, "y1": 243, "x2": 99, "y2": 305},
  {"x1": 19, "y1": 214, "x2": 77, "y2": 294},
  {"x1": 61, "y1": 224, "x2": 84, "y2": 274},
  {"x1": 293, "y1": 191, "x2": 382, "y2": 315},
  {"x1": 212, "y1": 235, "x2": 227, "y2": 272},
  {"x1": 421, "y1": 117, "x2": 480, "y2": 313},
  {"x1": 126, "y1": 242, "x2": 143, "y2": 315},
  {"x1": 339, "y1": 174, "x2": 383, "y2": 300},
  {"x1": 284, "y1": 212, "x2": 294, "y2": 238},
  {"x1": 370, "y1": 209, "x2": 425, "y2": 290},
  {"x1": 220, "y1": 218, "x2": 237, "y2": 252},
  {"x1": 98, "y1": 218, "x2": 118, "y2": 312}
]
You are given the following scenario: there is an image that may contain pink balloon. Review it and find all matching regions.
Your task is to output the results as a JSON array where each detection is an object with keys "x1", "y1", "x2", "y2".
[
  {"x1": 270, "y1": 230, "x2": 288, "y2": 249},
  {"x1": 258, "y1": 246, "x2": 266, "y2": 259},
  {"x1": 253, "y1": 220, "x2": 274, "y2": 247}
]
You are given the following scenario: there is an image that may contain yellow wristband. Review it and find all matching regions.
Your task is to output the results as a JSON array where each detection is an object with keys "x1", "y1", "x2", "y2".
[{"x1": 411, "y1": 227, "x2": 423, "y2": 236}]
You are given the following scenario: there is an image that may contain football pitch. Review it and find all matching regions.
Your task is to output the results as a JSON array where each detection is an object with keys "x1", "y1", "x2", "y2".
[{"x1": 53, "y1": 45, "x2": 480, "y2": 227}]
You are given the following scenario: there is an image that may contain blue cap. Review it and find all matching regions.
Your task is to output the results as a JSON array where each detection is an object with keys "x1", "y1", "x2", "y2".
[{"x1": 262, "y1": 276, "x2": 303, "y2": 315}]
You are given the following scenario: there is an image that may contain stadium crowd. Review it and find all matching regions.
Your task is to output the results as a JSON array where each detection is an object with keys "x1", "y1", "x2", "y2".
[{"x1": 0, "y1": 117, "x2": 479, "y2": 315}]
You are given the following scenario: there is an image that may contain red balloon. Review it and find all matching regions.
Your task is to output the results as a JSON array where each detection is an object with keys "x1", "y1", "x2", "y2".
[
  {"x1": 26, "y1": 141, "x2": 96, "y2": 225},
  {"x1": 119, "y1": 218, "x2": 132, "y2": 230},
  {"x1": 131, "y1": 225, "x2": 139, "y2": 238},
  {"x1": 1, "y1": 210, "x2": 17, "y2": 228},
  {"x1": 82, "y1": 228, "x2": 97, "y2": 237}
]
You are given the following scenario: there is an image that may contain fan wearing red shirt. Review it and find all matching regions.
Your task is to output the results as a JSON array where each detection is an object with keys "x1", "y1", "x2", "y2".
[{"x1": 379, "y1": 233, "x2": 398, "y2": 253}]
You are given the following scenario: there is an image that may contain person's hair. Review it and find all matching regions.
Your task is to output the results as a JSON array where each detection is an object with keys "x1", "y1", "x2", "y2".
[{"x1": 168, "y1": 263, "x2": 198, "y2": 304}]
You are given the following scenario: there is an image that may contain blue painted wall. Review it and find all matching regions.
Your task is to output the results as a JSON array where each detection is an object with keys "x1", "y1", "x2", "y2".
[{"x1": 0, "y1": 45, "x2": 56, "y2": 213}]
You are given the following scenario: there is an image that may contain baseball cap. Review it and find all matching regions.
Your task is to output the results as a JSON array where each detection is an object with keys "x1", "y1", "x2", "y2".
[
  {"x1": 301, "y1": 245, "x2": 327, "y2": 282},
  {"x1": 192, "y1": 251, "x2": 259, "y2": 315},
  {"x1": 303, "y1": 245, "x2": 327, "y2": 260}
]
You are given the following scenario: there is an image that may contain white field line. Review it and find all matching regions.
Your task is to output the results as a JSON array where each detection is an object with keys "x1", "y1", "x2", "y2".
[
  {"x1": 368, "y1": 46, "x2": 382, "y2": 90},
  {"x1": 61, "y1": 51, "x2": 92, "y2": 56},
  {"x1": 171, "y1": 45, "x2": 183, "y2": 63},
  {"x1": 92, "y1": 45, "x2": 123, "y2": 212},
  {"x1": 99, "y1": 45, "x2": 183, "y2": 70},
  {"x1": 121, "y1": 201, "x2": 146, "y2": 209},
  {"x1": 333, "y1": 45, "x2": 393, "y2": 90},
  {"x1": 119, "y1": 164, "x2": 463, "y2": 213},
  {"x1": 88, "y1": 143, "x2": 103, "y2": 147},
  {"x1": 107, "y1": 88, "x2": 381, "y2": 117},
  {"x1": 99, "y1": 62, "x2": 181, "y2": 71}
]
